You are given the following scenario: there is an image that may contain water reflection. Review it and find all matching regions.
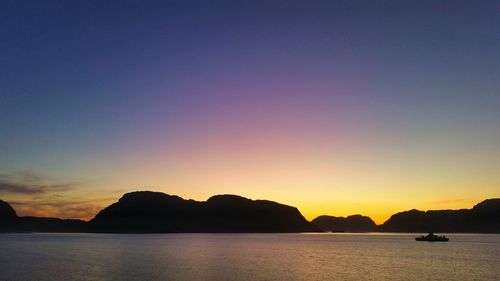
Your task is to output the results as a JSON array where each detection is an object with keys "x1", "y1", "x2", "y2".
[{"x1": 0, "y1": 233, "x2": 498, "y2": 281}]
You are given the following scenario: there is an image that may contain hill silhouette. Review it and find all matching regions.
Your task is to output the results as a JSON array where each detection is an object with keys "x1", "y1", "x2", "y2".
[
  {"x1": 1, "y1": 194, "x2": 499, "y2": 233},
  {"x1": 378, "y1": 199, "x2": 500, "y2": 233},
  {"x1": 0, "y1": 199, "x2": 17, "y2": 220},
  {"x1": 0, "y1": 199, "x2": 86, "y2": 232},
  {"x1": 0, "y1": 199, "x2": 18, "y2": 232},
  {"x1": 89, "y1": 191, "x2": 319, "y2": 233},
  {"x1": 312, "y1": 215, "x2": 376, "y2": 232}
]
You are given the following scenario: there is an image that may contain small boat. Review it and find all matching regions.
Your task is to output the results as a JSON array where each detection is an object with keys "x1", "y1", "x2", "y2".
[{"x1": 415, "y1": 233, "x2": 449, "y2": 242}]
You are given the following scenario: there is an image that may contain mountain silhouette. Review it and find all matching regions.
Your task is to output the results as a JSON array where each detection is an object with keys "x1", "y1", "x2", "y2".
[
  {"x1": 378, "y1": 199, "x2": 500, "y2": 233},
  {"x1": 1, "y1": 194, "x2": 499, "y2": 233},
  {"x1": 0, "y1": 199, "x2": 18, "y2": 232},
  {"x1": 0, "y1": 199, "x2": 86, "y2": 232},
  {"x1": 0, "y1": 199, "x2": 17, "y2": 220},
  {"x1": 312, "y1": 215, "x2": 376, "y2": 232},
  {"x1": 89, "y1": 191, "x2": 319, "y2": 233}
]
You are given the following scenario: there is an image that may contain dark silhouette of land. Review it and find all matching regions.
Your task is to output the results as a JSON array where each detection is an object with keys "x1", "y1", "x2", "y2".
[
  {"x1": 377, "y1": 199, "x2": 500, "y2": 233},
  {"x1": 312, "y1": 215, "x2": 376, "y2": 232},
  {"x1": 0, "y1": 192, "x2": 318, "y2": 233},
  {"x1": 1, "y1": 194, "x2": 499, "y2": 233},
  {"x1": 89, "y1": 191, "x2": 319, "y2": 233},
  {"x1": 0, "y1": 199, "x2": 16, "y2": 220},
  {"x1": 0, "y1": 199, "x2": 86, "y2": 232}
]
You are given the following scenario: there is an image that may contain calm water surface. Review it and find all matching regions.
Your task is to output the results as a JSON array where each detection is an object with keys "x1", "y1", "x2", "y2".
[{"x1": 0, "y1": 233, "x2": 498, "y2": 281}]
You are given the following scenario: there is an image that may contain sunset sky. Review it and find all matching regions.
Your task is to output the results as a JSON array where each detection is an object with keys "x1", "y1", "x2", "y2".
[{"x1": 0, "y1": 0, "x2": 499, "y2": 224}]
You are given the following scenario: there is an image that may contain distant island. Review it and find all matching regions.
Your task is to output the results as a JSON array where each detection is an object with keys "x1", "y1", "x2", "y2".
[
  {"x1": 1, "y1": 192, "x2": 499, "y2": 233},
  {"x1": 310, "y1": 199, "x2": 500, "y2": 233},
  {"x1": 311, "y1": 215, "x2": 376, "y2": 232},
  {"x1": 376, "y1": 198, "x2": 500, "y2": 233},
  {"x1": 89, "y1": 191, "x2": 318, "y2": 233}
]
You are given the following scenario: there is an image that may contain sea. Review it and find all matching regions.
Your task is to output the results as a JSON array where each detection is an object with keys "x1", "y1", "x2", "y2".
[{"x1": 0, "y1": 233, "x2": 498, "y2": 281}]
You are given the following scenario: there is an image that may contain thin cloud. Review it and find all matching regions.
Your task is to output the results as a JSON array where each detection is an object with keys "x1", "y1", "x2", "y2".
[
  {"x1": 0, "y1": 171, "x2": 79, "y2": 195},
  {"x1": 9, "y1": 197, "x2": 114, "y2": 208},
  {"x1": 9, "y1": 197, "x2": 115, "y2": 220},
  {"x1": 0, "y1": 170, "x2": 52, "y2": 183},
  {"x1": 0, "y1": 170, "x2": 115, "y2": 220},
  {"x1": 0, "y1": 182, "x2": 75, "y2": 194}
]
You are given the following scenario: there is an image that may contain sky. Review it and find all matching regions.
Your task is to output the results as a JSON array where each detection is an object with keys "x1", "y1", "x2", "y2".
[{"x1": 0, "y1": 0, "x2": 499, "y2": 224}]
